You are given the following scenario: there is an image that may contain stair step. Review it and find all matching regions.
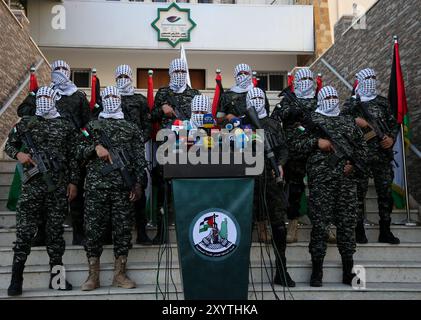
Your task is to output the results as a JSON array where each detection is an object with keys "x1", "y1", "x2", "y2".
[
  {"x1": 1, "y1": 241, "x2": 421, "y2": 268},
  {"x1": 0, "y1": 162, "x2": 17, "y2": 173},
  {"x1": 2, "y1": 282, "x2": 421, "y2": 300},
  {"x1": 1, "y1": 260, "x2": 420, "y2": 290},
  {"x1": 0, "y1": 174, "x2": 14, "y2": 186}
]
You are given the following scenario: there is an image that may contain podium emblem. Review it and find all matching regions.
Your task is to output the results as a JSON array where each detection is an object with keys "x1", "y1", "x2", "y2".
[{"x1": 190, "y1": 209, "x2": 240, "y2": 259}]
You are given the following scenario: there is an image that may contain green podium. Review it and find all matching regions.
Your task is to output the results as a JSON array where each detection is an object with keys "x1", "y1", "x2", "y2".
[{"x1": 165, "y1": 163, "x2": 255, "y2": 300}]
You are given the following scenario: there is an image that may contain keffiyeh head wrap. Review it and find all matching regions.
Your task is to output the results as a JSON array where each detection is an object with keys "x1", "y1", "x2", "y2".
[
  {"x1": 115, "y1": 64, "x2": 135, "y2": 96},
  {"x1": 190, "y1": 95, "x2": 211, "y2": 129},
  {"x1": 35, "y1": 86, "x2": 61, "y2": 119},
  {"x1": 355, "y1": 68, "x2": 377, "y2": 102},
  {"x1": 294, "y1": 68, "x2": 315, "y2": 99},
  {"x1": 50, "y1": 60, "x2": 78, "y2": 97},
  {"x1": 99, "y1": 86, "x2": 124, "y2": 120},
  {"x1": 231, "y1": 63, "x2": 254, "y2": 94},
  {"x1": 316, "y1": 86, "x2": 340, "y2": 117},
  {"x1": 169, "y1": 59, "x2": 188, "y2": 93},
  {"x1": 246, "y1": 87, "x2": 267, "y2": 119}
]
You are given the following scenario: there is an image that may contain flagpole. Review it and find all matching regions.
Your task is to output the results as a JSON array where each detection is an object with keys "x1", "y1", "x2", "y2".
[{"x1": 399, "y1": 123, "x2": 418, "y2": 226}]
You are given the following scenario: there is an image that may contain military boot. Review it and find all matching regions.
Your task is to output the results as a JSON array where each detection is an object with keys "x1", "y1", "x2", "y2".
[
  {"x1": 81, "y1": 257, "x2": 100, "y2": 291},
  {"x1": 49, "y1": 263, "x2": 73, "y2": 290},
  {"x1": 112, "y1": 256, "x2": 136, "y2": 289},
  {"x1": 378, "y1": 219, "x2": 400, "y2": 244},
  {"x1": 341, "y1": 256, "x2": 357, "y2": 286},
  {"x1": 7, "y1": 256, "x2": 26, "y2": 296},
  {"x1": 286, "y1": 219, "x2": 298, "y2": 243},
  {"x1": 355, "y1": 220, "x2": 368, "y2": 244},
  {"x1": 310, "y1": 258, "x2": 324, "y2": 287},
  {"x1": 271, "y1": 224, "x2": 295, "y2": 287}
]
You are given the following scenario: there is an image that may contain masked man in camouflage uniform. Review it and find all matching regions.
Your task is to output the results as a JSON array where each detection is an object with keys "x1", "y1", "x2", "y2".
[
  {"x1": 77, "y1": 86, "x2": 146, "y2": 291},
  {"x1": 17, "y1": 60, "x2": 91, "y2": 246},
  {"x1": 216, "y1": 63, "x2": 270, "y2": 124},
  {"x1": 270, "y1": 68, "x2": 318, "y2": 243},
  {"x1": 115, "y1": 64, "x2": 152, "y2": 245},
  {"x1": 5, "y1": 86, "x2": 80, "y2": 296},
  {"x1": 150, "y1": 58, "x2": 200, "y2": 244},
  {"x1": 248, "y1": 88, "x2": 295, "y2": 287},
  {"x1": 342, "y1": 68, "x2": 400, "y2": 244},
  {"x1": 292, "y1": 86, "x2": 368, "y2": 287}
]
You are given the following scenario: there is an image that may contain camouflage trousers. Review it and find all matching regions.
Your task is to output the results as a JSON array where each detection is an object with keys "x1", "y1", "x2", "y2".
[
  {"x1": 308, "y1": 174, "x2": 357, "y2": 260},
  {"x1": 84, "y1": 187, "x2": 134, "y2": 258},
  {"x1": 253, "y1": 170, "x2": 287, "y2": 227},
  {"x1": 285, "y1": 159, "x2": 307, "y2": 220},
  {"x1": 356, "y1": 158, "x2": 394, "y2": 223},
  {"x1": 14, "y1": 179, "x2": 67, "y2": 265}
]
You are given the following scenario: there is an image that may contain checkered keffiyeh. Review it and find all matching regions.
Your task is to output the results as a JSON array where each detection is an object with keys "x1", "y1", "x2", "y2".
[
  {"x1": 115, "y1": 64, "x2": 135, "y2": 96},
  {"x1": 169, "y1": 58, "x2": 188, "y2": 93},
  {"x1": 356, "y1": 68, "x2": 377, "y2": 101},
  {"x1": 99, "y1": 86, "x2": 124, "y2": 120},
  {"x1": 231, "y1": 63, "x2": 253, "y2": 93},
  {"x1": 294, "y1": 68, "x2": 315, "y2": 99},
  {"x1": 246, "y1": 87, "x2": 267, "y2": 119},
  {"x1": 190, "y1": 95, "x2": 211, "y2": 128},
  {"x1": 316, "y1": 86, "x2": 340, "y2": 117},
  {"x1": 35, "y1": 86, "x2": 61, "y2": 119}
]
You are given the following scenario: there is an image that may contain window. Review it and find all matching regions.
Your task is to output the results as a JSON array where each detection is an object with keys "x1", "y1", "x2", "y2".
[
  {"x1": 70, "y1": 69, "x2": 91, "y2": 88},
  {"x1": 176, "y1": 0, "x2": 190, "y2": 2},
  {"x1": 198, "y1": 0, "x2": 213, "y2": 3},
  {"x1": 152, "y1": 0, "x2": 167, "y2": 2},
  {"x1": 220, "y1": 0, "x2": 236, "y2": 3},
  {"x1": 255, "y1": 72, "x2": 286, "y2": 91}
]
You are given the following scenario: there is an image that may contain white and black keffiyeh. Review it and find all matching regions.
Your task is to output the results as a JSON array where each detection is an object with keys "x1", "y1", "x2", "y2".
[
  {"x1": 35, "y1": 86, "x2": 61, "y2": 119},
  {"x1": 99, "y1": 86, "x2": 124, "y2": 120},
  {"x1": 231, "y1": 63, "x2": 254, "y2": 94},
  {"x1": 246, "y1": 87, "x2": 267, "y2": 119},
  {"x1": 294, "y1": 68, "x2": 315, "y2": 99},
  {"x1": 190, "y1": 95, "x2": 211, "y2": 129},
  {"x1": 115, "y1": 64, "x2": 135, "y2": 96},
  {"x1": 50, "y1": 60, "x2": 78, "y2": 97},
  {"x1": 316, "y1": 86, "x2": 340, "y2": 117},
  {"x1": 169, "y1": 58, "x2": 188, "y2": 93},
  {"x1": 355, "y1": 68, "x2": 377, "y2": 102}
]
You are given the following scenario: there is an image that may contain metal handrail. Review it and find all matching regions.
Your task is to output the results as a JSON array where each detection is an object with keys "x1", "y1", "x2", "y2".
[{"x1": 0, "y1": 59, "x2": 44, "y2": 117}]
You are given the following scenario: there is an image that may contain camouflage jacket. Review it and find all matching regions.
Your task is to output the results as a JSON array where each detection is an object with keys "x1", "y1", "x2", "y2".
[
  {"x1": 342, "y1": 96, "x2": 398, "y2": 161},
  {"x1": 217, "y1": 89, "x2": 270, "y2": 118},
  {"x1": 4, "y1": 116, "x2": 81, "y2": 186},
  {"x1": 151, "y1": 86, "x2": 200, "y2": 130},
  {"x1": 270, "y1": 97, "x2": 317, "y2": 161},
  {"x1": 92, "y1": 93, "x2": 152, "y2": 142},
  {"x1": 77, "y1": 118, "x2": 146, "y2": 190},
  {"x1": 17, "y1": 90, "x2": 91, "y2": 129},
  {"x1": 291, "y1": 112, "x2": 368, "y2": 181}
]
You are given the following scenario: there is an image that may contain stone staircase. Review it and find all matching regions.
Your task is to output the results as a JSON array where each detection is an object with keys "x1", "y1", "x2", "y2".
[{"x1": 1, "y1": 156, "x2": 421, "y2": 300}]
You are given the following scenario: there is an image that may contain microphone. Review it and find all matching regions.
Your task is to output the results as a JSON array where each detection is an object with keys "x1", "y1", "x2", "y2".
[{"x1": 203, "y1": 113, "x2": 215, "y2": 130}]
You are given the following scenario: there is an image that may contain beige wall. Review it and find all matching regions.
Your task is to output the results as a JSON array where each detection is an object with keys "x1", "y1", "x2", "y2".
[
  {"x1": 41, "y1": 47, "x2": 298, "y2": 89},
  {"x1": 328, "y1": 0, "x2": 378, "y2": 40}
]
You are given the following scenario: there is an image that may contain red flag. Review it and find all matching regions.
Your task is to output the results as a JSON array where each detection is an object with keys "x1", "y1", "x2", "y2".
[
  {"x1": 211, "y1": 69, "x2": 223, "y2": 118},
  {"x1": 252, "y1": 71, "x2": 258, "y2": 87},
  {"x1": 287, "y1": 72, "x2": 294, "y2": 92},
  {"x1": 29, "y1": 66, "x2": 38, "y2": 93},
  {"x1": 316, "y1": 73, "x2": 323, "y2": 95},
  {"x1": 388, "y1": 36, "x2": 408, "y2": 124},
  {"x1": 89, "y1": 70, "x2": 97, "y2": 111}
]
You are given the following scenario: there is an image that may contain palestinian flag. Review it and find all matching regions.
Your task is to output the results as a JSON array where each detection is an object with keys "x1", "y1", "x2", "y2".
[
  {"x1": 89, "y1": 70, "x2": 101, "y2": 111},
  {"x1": 388, "y1": 36, "x2": 411, "y2": 209},
  {"x1": 199, "y1": 215, "x2": 216, "y2": 233}
]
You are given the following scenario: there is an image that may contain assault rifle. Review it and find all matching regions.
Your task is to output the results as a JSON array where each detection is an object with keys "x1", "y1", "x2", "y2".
[
  {"x1": 281, "y1": 87, "x2": 366, "y2": 174},
  {"x1": 21, "y1": 130, "x2": 58, "y2": 192},
  {"x1": 92, "y1": 123, "x2": 135, "y2": 191}
]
